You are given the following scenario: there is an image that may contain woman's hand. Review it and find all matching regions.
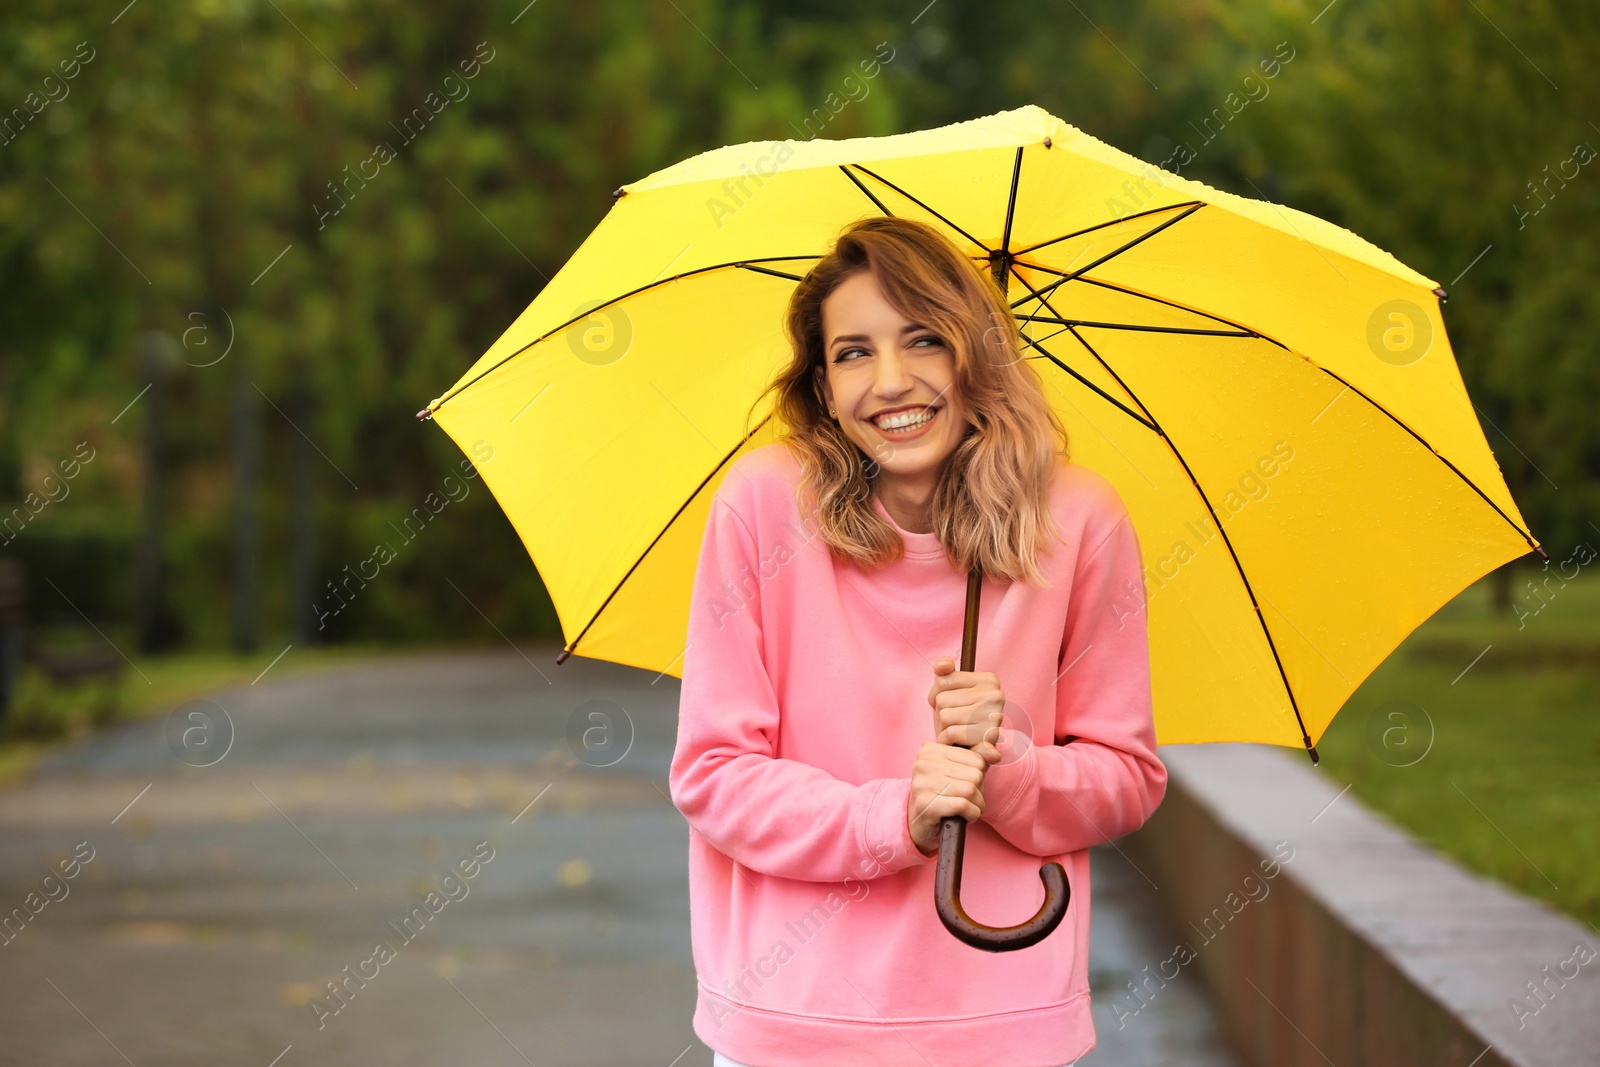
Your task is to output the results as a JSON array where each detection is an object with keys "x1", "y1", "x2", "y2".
[
  {"x1": 927, "y1": 656, "x2": 1004, "y2": 765},
  {"x1": 907, "y1": 741, "x2": 989, "y2": 857},
  {"x1": 905, "y1": 657, "x2": 1007, "y2": 858}
]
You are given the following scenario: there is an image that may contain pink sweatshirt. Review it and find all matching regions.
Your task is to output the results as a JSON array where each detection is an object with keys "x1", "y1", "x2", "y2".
[{"x1": 668, "y1": 442, "x2": 1167, "y2": 1067}]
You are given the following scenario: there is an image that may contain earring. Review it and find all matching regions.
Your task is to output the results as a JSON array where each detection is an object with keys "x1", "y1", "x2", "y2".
[{"x1": 829, "y1": 409, "x2": 837, "y2": 418}]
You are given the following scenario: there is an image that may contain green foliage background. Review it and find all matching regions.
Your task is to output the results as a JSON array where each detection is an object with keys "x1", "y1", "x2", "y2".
[{"x1": 0, "y1": 0, "x2": 1592, "y2": 650}]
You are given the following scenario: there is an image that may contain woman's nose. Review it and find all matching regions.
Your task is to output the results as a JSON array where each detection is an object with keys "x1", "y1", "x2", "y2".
[{"x1": 873, "y1": 347, "x2": 913, "y2": 395}]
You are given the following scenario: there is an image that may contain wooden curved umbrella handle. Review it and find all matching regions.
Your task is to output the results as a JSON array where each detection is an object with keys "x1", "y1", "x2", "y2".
[
  {"x1": 933, "y1": 569, "x2": 1071, "y2": 952},
  {"x1": 935, "y1": 818, "x2": 1069, "y2": 952}
]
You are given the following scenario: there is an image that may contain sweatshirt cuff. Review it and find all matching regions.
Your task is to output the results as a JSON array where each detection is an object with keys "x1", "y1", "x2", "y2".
[
  {"x1": 861, "y1": 777, "x2": 938, "y2": 876},
  {"x1": 981, "y1": 729, "x2": 1038, "y2": 824}
]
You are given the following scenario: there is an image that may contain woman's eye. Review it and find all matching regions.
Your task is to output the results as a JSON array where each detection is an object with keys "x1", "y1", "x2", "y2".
[
  {"x1": 834, "y1": 347, "x2": 866, "y2": 362},
  {"x1": 912, "y1": 335, "x2": 943, "y2": 348}
]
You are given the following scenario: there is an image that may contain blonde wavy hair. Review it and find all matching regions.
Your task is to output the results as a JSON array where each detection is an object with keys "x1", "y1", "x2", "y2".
[{"x1": 745, "y1": 215, "x2": 1071, "y2": 587}]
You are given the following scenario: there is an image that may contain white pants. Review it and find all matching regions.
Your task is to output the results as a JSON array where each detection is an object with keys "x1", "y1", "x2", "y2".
[{"x1": 713, "y1": 1053, "x2": 1076, "y2": 1067}]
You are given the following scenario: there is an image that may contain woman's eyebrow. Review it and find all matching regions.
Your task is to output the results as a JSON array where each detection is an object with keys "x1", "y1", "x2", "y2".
[{"x1": 828, "y1": 324, "x2": 931, "y2": 347}]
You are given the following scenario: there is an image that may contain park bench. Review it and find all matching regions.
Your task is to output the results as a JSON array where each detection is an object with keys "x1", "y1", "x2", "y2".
[{"x1": 0, "y1": 557, "x2": 126, "y2": 719}]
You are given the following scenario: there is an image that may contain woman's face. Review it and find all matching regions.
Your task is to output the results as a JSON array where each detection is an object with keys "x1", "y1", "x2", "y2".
[{"x1": 814, "y1": 268, "x2": 967, "y2": 486}]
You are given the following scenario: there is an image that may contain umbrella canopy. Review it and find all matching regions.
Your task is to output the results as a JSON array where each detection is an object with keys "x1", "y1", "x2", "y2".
[{"x1": 419, "y1": 103, "x2": 1542, "y2": 756}]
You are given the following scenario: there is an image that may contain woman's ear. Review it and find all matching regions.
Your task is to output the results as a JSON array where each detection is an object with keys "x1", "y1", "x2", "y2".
[{"x1": 813, "y1": 364, "x2": 833, "y2": 416}]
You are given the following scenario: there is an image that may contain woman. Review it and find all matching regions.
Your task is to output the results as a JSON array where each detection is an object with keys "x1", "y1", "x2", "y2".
[{"x1": 668, "y1": 215, "x2": 1167, "y2": 1067}]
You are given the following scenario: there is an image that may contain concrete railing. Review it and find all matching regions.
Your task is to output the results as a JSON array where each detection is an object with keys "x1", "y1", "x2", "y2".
[{"x1": 1121, "y1": 744, "x2": 1599, "y2": 1067}]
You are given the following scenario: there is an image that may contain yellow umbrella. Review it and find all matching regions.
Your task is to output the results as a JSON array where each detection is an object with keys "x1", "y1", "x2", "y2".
[{"x1": 417, "y1": 103, "x2": 1543, "y2": 762}]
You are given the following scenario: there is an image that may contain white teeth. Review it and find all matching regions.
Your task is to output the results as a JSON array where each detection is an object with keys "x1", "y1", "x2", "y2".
[{"x1": 873, "y1": 407, "x2": 936, "y2": 431}]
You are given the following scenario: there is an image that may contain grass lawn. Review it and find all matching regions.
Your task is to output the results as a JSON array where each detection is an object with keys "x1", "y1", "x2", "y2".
[
  {"x1": 1313, "y1": 560, "x2": 1600, "y2": 932},
  {"x1": 0, "y1": 640, "x2": 437, "y2": 788}
]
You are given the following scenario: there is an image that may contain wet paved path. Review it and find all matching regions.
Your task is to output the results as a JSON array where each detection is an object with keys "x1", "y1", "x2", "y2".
[{"x1": 0, "y1": 645, "x2": 1238, "y2": 1066}]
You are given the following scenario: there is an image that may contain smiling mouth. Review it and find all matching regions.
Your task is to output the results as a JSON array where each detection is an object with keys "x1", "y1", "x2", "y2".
[{"x1": 869, "y1": 405, "x2": 941, "y2": 433}]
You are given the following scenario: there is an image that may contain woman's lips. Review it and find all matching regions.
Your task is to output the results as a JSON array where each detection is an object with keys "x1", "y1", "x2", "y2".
[{"x1": 868, "y1": 404, "x2": 940, "y2": 439}]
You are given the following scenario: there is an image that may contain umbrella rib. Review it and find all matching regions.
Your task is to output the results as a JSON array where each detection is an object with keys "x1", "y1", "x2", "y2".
[
  {"x1": 1012, "y1": 200, "x2": 1205, "y2": 258},
  {"x1": 843, "y1": 162, "x2": 992, "y2": 252},
  {"x1": 838, "y1": 165, "x2": 894, "y2": 217},
  {"x1": 1018, "y1": 336, "x2": 1157, "y2": 434},
  {"x1": 1020, "y1": 315, "x2": 1252, "y2": 338},
  {"x1": 737, "y1": 262, "x2": 807, "y2": 283},
  {"x1": 425, "y1": 255, "x2": 820, "y2": 412},
  {"x1": 1011, "y1": 203, "x2": 1206, "y2": 309},
  {"x1": 1065, "y1": 322, "x2": 1316, "y2": 757},
  {"x1": 1311, "y1": 367, "x2": 1542, "y2": 555},
  {"x1": 1000, "y1": 147, "x2": 1023, "y2": 261},
  {"x1": 555, "y1": 412, "x2": 775, "y2": 665},
  {"x1": 1021, "y1": 320, "x2": 1081, "y2": 351}
]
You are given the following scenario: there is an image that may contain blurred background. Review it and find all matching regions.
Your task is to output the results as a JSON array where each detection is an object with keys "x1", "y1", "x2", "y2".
[{"x1": 0, "y1": 1, "x2": 1595, "y2": 1064}]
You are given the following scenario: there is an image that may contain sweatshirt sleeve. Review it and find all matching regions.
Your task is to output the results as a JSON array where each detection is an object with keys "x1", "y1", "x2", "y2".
[
  {"x1": 976, "y1": 508, "x2": 1168, "y2": 857},
  {"x1": 668, "y1": 487, "x2": 936, "y2": 883}
]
